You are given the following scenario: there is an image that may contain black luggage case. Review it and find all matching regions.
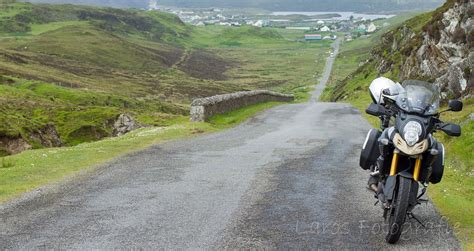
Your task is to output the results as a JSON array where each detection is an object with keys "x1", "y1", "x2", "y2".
[{"x1": 360, "y1": 129, "x2": 381, "y2": 170}]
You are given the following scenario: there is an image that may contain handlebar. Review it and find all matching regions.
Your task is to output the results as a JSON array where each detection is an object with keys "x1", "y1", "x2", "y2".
[{"x1": 366, "y1": 103, "x2": 461, "y2": 137}]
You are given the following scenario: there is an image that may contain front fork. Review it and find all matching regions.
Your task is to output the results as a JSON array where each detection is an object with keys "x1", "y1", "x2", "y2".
[
  {"x1": 383, "y1": 151, "x2": 423, "y2": 218},
  {"x1": 389, "y1": 150, "x2": 423, "y2": 181}
]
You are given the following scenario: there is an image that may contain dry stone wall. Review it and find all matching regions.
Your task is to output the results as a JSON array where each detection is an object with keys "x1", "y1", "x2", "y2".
[{"x1": 190, "y1": 90, "x2": 294, "y2": 122}]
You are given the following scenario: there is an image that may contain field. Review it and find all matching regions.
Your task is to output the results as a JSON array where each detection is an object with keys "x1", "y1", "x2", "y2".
[
  {"x1": 323, "y1": 12, "x2": 474, "y2": 249},
  {"x1": 0, "y1": 1, "x2": 331, "y2": 153}
]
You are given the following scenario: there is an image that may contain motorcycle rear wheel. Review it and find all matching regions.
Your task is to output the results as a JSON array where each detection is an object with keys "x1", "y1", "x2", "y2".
[{"x1": 385, "y1": 176, "x2": 411, "y2": 244}]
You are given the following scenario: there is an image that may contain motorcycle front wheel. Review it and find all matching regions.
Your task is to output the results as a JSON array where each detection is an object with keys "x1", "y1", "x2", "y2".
[{"x1": 385, "y1": 176, "x2": 412, "y2": 244}]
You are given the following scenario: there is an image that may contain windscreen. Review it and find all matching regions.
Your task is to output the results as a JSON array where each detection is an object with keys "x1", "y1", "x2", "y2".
[{"x1": 396, "y1": 80, "x2": 440, "y2": 115}]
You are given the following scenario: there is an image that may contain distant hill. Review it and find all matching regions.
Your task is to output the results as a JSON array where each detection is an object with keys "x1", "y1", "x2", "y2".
[
  {"x1": 20, "y1": 0, "x2": 148, "y2": 9},
  {"x1": 0, "y1": 1, "x2": 227, "y2": 151},
  {"x1": 22, "y1": 0, "x2": 445, "y2": 12},
  {"x1": 0, "y1": 1, "x2": 300, "y2": 154}
]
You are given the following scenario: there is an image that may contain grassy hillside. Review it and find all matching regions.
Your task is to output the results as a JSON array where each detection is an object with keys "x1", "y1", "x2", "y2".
[
  {"x1": 0, "y1": 1, "x2": 331, "y2": 153},
  {"x1": 323, "y1": 2, "x2": 473, "y2": 248}
]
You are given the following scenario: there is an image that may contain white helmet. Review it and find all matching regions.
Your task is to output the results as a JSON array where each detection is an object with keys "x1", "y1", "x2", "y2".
[{"x1": 369, "y1": 77, "x2": 403, "y2": 104}]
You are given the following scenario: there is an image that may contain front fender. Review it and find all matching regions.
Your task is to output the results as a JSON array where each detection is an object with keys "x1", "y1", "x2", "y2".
[{"x1": 382, "y1": 173, "x2": 419, "y2": 207}]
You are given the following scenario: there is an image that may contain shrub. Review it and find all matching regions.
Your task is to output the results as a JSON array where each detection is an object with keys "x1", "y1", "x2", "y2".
[{"x1": 0, "y1": 158, "x2": 15, "y2": 169}]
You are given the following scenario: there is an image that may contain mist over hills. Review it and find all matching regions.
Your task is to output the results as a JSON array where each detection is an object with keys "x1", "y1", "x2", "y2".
[
  {"x1": 23, "y1": 0, "x2": 445, "y2": 12},
  {"x1": 155, "y1": 0, "x2": 445, "y2": 12},
  {"x1": 21, "y1": 0, "x2": 147, "y2": 8}
]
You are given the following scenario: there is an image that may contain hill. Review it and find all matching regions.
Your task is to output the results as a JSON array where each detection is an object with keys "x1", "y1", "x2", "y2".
[
  {"x1": 19, "y1": 0, "x2": 147, "y2": 8},
  {"x1": 0, "y1": 1, "x2": 332, "y2": 155}
]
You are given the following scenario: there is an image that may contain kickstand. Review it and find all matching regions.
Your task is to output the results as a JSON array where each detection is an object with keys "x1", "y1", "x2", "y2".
[
  {"x1": 417, "y1": 187, "x2": 429, "y2": 205},
  {"x1": 408, "y1": 212, "x2": 426, "y2": 228},
  {"x1": 418, "y1": 198, "x2": 429, "y2": 204}
]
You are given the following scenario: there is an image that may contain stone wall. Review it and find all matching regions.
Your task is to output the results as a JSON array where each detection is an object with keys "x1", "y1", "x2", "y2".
[{"x1": 190, "y1": 90, "x2": 294, "y2": 122}]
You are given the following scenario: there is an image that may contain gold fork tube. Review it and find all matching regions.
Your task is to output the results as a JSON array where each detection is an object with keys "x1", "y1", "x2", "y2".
[
  {"x1": 390, "y1": 151, "x2": 399, "y2": 176},
  {"x1": 413, "y1": 157, "x2": 422, "y2": 181}
]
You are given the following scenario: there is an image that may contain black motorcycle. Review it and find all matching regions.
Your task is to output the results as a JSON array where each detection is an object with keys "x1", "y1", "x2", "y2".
[{"x1": 360, "y1": 79, "x2": 463, "y2": 243}]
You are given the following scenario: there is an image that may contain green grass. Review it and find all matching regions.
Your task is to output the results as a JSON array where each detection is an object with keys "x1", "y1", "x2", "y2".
[
  {"x1": 0, "y1": 2, "x2": 30, "y2": 19},
  {"x1": 0, "y1": 99, "x2": 289, "y2": 204},
  {"x1": 208, "y1": 101, "x2": 284, "y2": 127},
  {"x1": 0, "y1": 123, "x2": 212, "y2": 203},
  {"x1": 0, "y1": 79, "x2": 183, "y2": 146},
  {"x1": 28, "y1": 21, "x2": 89, "y2": 35},
  {"x1": 429, "y1": 99, "x2": 474, "y2": 249}
]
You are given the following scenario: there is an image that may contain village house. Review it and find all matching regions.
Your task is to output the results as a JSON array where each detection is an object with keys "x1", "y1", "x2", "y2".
[
  {"x1": 320, "y1": 26, "x2": 330, "y2": 32},
  {"x1": 304, "y1": 34, "x2": 322, "y2": 41}
]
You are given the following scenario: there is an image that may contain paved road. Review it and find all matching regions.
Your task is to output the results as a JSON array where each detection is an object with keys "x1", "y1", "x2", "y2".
[
  {"x1": 0, "y1": 40, "x2": 459, "y2": 250},
  {"x1": 312, "y1": 38, "x2": 341, "y2": 100}
]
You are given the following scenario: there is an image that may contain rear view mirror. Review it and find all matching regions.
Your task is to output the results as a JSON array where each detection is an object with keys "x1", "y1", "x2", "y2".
[
  {"x1": 439, "y1": 123, "x2": 461, "y2": 137},
  {"x1": 366, "y1": 103, "x2": 387, "y2": 117},
  {"x1": 382, "y1": 88, "x2": 391, "y2": 95},
  {"x1": 448, "y1": 100, "x2": 463, "y2": 112},
  {"x1": 382, "y1": 88, "x2": 399, "y2": 96}
]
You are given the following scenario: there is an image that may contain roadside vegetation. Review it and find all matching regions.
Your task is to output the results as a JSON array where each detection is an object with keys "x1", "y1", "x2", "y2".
[
  {"x1": 323, "y1": 8, "x2": 473, "y2": 249},
  {"x1": 0, "y1": 1, "x2": 331, "y2": 155},
  {"x1": 0, "y1": 2, "x2": 330, "y2": 202},
  {"x1": 0, "y1": 101, "x2": 288, "y2": 204}
]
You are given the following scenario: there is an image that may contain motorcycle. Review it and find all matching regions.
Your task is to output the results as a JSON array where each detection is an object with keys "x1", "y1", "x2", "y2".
[{"x1": 359, "y1": 78, "x2": 463, "y2": 244}]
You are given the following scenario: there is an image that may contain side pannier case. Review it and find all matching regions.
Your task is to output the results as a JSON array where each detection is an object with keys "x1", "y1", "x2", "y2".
[
  {"x1": 360, "y1": 128, "x2": 381, "y2": 170},
  {"x1": 430, "y1": 142, "x2": 445, "y2": 184}
]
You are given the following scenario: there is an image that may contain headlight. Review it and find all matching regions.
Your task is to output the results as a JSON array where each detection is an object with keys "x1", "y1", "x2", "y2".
[
  {"x1": 403, "y1": 121, "x2": 422, "y2": 146},
  {"x1": 393, "y1": 133, "x2": 429, "y2": 155}
]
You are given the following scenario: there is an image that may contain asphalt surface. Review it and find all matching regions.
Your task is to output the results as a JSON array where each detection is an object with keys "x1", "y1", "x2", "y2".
[{"x1": 0, "y1": 40, "x2": 460, "y2": 250}]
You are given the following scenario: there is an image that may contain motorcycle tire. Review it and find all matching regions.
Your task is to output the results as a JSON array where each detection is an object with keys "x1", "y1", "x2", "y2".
[{"x1": 385, "y1": 176, "x2": 411, "y2": 244}]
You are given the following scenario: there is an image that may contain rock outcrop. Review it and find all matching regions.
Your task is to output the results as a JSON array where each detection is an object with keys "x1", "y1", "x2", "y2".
[
  {"x1": 0, "y1": 124, "x2": 61, "y2": 155},
  {"x1": 30, "y1": 124, "x2": 62, "y2": 148},
  {"x1": 0, "y1": 136, "x2": 32, "y2": 155},
  {"x1": 372, "y1": 0, "x2": 472, "y2": 99},
  {"x1": 112, "y1": 114, "x2": 140, "y2": 136},
  {"x1": 0, "y1": 114, "x2": 142, "y2": 156}
]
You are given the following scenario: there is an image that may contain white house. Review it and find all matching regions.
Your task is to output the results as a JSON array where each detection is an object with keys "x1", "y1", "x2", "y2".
[
  {"x1": 320, "y1": 26, "x2": 330, "y2": 32},
  {"x1": 286, "y1": 27, "x2": 311, "y2": 30},
  {"x1": 317, "y1": 20, "x2": 325, "y2": 25},
  {"x1": 252, "y1": 20, "x2": 270, "y2": 27},
  {"x1": 367, "y1": 23, "x2": 377, "y2": 33},
  {"x1": 252, "y1": 20, "x2": 264, "y2": 27}
]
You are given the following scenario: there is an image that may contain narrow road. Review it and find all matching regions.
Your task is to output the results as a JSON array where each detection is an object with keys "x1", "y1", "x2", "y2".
[
  {"x1": 0, "y1": 40, "x2": 459, "y2": 250},
  {"x1": 312, "y1": 38, "x2": 341, "y2": 100}
]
